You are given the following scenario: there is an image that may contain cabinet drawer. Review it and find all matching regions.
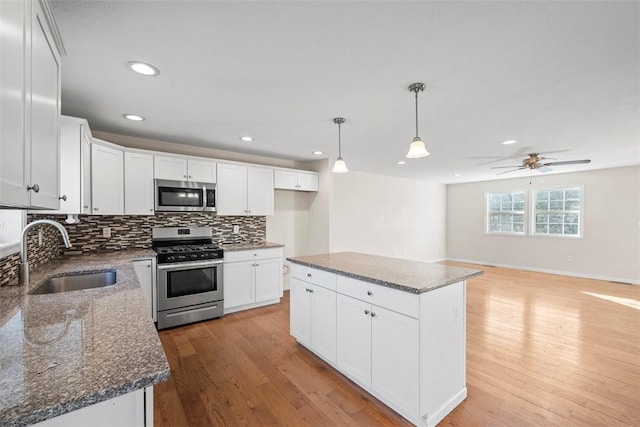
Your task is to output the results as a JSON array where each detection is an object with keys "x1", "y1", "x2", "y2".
[
  {"x1": 224, "y1": 247, "x2": 283, "y2": 263},
  {"x1": 337, "y1": 276, "x2": 419, "y2": 319},
  {"x1": 291, "y1": 264, "x2": 336, "y2": 291}
]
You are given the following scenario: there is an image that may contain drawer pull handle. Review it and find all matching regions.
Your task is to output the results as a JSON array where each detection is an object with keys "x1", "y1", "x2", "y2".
[
  {"x1": 364, "y1": 309, "x2": 370, "y2": 315},
  {"x1": 367, "y1": 291, "x2": 373, "y2": 296}
]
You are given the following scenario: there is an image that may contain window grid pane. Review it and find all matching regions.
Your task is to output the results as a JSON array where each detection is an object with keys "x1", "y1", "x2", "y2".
[
  {"x1": 533, "y1": 187, "x2": 581, "y2": 237},
  {"x1": 486, "y1": 191, "x2": 526, "y2": 235}
]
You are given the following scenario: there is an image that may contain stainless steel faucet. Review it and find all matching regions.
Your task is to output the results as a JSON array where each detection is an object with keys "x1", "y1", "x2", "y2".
[{"x1": 19, "y1": 219, "x2": 72, "y2": 285}]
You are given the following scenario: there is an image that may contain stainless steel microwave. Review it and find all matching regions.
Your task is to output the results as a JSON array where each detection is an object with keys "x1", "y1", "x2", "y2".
[{"x1": 154, "y1": 179, "x2": 216, "y2": 212}]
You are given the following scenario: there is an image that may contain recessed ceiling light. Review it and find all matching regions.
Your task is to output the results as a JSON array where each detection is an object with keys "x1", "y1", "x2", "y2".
[
  {"x1": 397, "y1": 161, "x2": 406, "y2": 165},
  {"x1": 239, "y1": 136, "x2": 254, "y2": 142},
  {"x1": 501, "y1": 140, "x2": 517, "y2": 145},
  {"x1": 312, "y1": 151, "x2": 324, "y2": 155},
  {"x1": 454, "y1": 173, "x2": 462, "y2": 177},
  {"x1": 127, "y1": 61, "x2": 160, "y2": 76},
  {"x1": 123, "y1": 114, "x2": 145, "y2": 121}
]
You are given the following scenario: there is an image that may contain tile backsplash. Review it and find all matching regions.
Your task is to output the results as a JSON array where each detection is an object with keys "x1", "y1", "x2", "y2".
[{"x1": 0, "y1": 213, "x2": 266, "y2": 286}]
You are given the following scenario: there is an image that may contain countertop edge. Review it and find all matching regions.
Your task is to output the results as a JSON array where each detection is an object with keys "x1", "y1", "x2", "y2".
[
  {"x1": 17, "y1": 369, "x2": 170, "y2": 427},
  {"x1": 287, "y1": 258, "x2": 484, "y2": 294},
  {"x1": 222, "y1": 242, "x2": 284, "y2": 252}
]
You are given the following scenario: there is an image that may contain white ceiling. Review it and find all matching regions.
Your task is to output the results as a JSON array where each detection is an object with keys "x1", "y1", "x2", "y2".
[{"x1": 51, "y1": 0, "x2": 639, "y2": 184}]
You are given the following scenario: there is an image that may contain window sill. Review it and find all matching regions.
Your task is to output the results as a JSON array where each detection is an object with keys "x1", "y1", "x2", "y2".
[
  {"x1": 0, "y1": 242, "x2": 20, "y2": 259},
  {"x1": 484, "y1": 232, "x2": 526, "y2": 237}
]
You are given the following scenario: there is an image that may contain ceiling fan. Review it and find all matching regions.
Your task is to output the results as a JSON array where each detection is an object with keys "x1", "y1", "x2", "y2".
[{"x1": 491, "y1": 153, "x2": 591, "y2": 175}]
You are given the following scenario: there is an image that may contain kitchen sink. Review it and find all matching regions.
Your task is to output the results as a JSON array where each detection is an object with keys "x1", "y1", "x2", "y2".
[{"x1": 29, "y1": 270, "x2": 117, "y2": 295}]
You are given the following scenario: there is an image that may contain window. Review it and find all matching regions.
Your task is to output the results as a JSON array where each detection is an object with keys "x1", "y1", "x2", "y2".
[
  {"x1": 486, "y1": 191, "x2": 526, "y2": 235},
  {"x1": 0, "y1": 210, "x2": 25, "y2": 257},
  {"x1": 532, "y1": 187, "x2": 582, "y2": 237}
]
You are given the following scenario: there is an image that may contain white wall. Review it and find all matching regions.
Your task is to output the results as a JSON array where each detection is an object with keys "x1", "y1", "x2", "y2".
[
  {"x1": 447, "y1": 166, "x2": 640, "y2": 284},
  {"x1": 330, "y1": 170, "x2": 447, "y2": 262}
]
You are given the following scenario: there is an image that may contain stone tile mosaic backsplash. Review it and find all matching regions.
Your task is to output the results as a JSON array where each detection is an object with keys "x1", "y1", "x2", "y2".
[{"x1": 0, "y1": 213, "x2": 266, "y2": 286}]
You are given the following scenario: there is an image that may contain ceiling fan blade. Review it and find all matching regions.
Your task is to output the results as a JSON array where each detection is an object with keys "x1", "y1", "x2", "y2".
[
  {"x1": 538, "y1": 166, "x2": 553, "y2": 173},
  {"x1": 491, "y1": 165, "x2": 522, "y2": 169},
  {"x1": 543, "y1": 159, "x2": 591, "y2": 166},
  {"x1": 496, "y1": 167, "x2": 526, "y2": 175}
]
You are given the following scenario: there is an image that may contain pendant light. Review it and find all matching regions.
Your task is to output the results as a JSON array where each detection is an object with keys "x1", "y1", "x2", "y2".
[
  {"x1": 331, "y1": 117, "x2": 348, "y2": 173},
  {"x1": 406, "y1": 82, "x2": 430, "y2": 158}
]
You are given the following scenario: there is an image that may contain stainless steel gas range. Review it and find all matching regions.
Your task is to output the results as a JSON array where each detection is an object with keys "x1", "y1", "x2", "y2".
[{"x1": 152, "y1": 226, "x2": 224, "y2": 329}]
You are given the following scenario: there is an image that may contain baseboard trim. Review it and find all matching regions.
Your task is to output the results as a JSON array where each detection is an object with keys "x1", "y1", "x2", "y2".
[
  {"x1": 424, "y1": 387, "x2": 467, "y2": 427},
  {"x1": 446, "y1": 258, "x2": 639, "y2": 285}
]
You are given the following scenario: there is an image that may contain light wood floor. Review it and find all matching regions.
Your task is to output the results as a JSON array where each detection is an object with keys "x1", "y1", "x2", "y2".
[{"x1": 155, "y1": 263, "x2": 640, "y2": 426}]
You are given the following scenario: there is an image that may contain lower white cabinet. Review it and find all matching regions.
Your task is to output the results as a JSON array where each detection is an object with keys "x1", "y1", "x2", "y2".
[
  {"x1": 337, "y1": 293, "x2": 419, "y2": 419},
  {"x1": 33, "y1": 386, "x2": 153, "y2": 427},
  {"x1": 290, "y1": 265, "x2": 467, "y2": 427},
  {"x1": 133, "y1": 258, "x2": 156, "y2": 322},
  {"x1": 223, "y1": 247, "x2": 283, "y2": 313},
  {"x1": 290, "y1": 278, "x2": 337, "y2": 365}
]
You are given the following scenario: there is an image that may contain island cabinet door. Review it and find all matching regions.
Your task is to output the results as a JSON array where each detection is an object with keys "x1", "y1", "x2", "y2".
[
  {"x1": 309, "y1": 283, "x2": 337, "y2": 365},
  {"x1": 290, "y1": 278, "x2": 311, "y2": 346},
  {"x1": 336, "y1": 294, "x2": 372, "y2": 389},
  {"x1": 371, "y1": 305, "x2": 419, "y2": 422}
]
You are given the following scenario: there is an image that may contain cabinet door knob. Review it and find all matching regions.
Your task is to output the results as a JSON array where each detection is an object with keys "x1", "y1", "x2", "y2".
[
  {"x1": 83, "y1": 205, "x2": 89, "y2": 209},
  {"x1": 93, "y1": 207, "x2": 99, "y2": 211},
  {"x1": 364, "y1": 309, "x2": 370, "y2": 315},
  {"x1": 27, "y1": 184, "x2": 40, "y2": 193},
  {"x1": 367, "y1": 290, "x2": 373, "y2": 296},
  {"x1": 183, "y1": 175, "x2": 187, "y2": 178},
  {"x1": 309, "y1": 288, "x2": 313, "y2": 293},
  {"x1": 59, "y1": 195, "x2": 67, "y2": 201},
  {"x1": 188, "y1": 175, "x2": 192, "y2": 179},
  {"x1": 307, "y1": 273, "x2": 312, "y2": 277},
  {"x1": 370, "y1": 312, "x2": 376, "y2": 317}
]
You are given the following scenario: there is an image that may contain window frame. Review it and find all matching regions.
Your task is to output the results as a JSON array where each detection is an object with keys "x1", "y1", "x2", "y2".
[
  {"x1": 484, "y1": 190, "x2": 528, "y2": 236},
  {"x1": 0, "y1": 211, "x2": 26, "y2": 258},
  {"x1": 530, "y1": 185, "x2": 584, "y2": 239}
]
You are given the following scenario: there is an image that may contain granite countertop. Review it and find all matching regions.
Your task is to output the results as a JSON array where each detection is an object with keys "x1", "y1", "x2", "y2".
[
  {"x1": 221, "y1": 241, "x2": 284, "y2": 252},
  {"x1": 287, "y1": 252, "x2": 483, "y2": 294},
  {"x1": 0, "y1": 249, "x2": 170, "y2": 427}
]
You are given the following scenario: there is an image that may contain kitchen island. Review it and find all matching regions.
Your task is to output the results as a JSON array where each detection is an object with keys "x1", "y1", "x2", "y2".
[
  {"x1": 287, "y1": 252, "x2": 483, "y2": 427},
  {"x1": 0, "y1": 250, "x2": 170, "y2": 426}
]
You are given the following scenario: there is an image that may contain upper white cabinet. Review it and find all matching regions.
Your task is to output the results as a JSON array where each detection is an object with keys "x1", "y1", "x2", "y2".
[
  {"x1": 274, "y1": 169, "x2": 318, "y2": 192},
  {"x1": 91, "y1": 142, "x2": 124, "y2": 215},
  {"x1": 39, "y1": 116, "x2": 92, "y2": 214},
  {"x1": 154, "y1": 155, "x2": 216, "y2": 183},
  {"x1": 125, "y1": 151, "x2": 154, "y2": 215},
  {"x1": 217, "y1": 164, "x2": 273, "y2": 216},
  {"x1": 0, "y1": 0, "x2": 62, "y2": 209}
]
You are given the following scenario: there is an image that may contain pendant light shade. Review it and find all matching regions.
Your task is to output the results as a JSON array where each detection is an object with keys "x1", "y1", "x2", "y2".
[
  {"x1": 331, "y1": 117, "x2": 348, "y2": 173},
  {"x1": 406, "y1": 83, "x2": 430, "y2": 159}
]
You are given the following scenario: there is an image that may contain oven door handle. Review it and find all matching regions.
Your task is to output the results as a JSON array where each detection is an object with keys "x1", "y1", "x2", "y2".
[{"x1": 157, "y1": 259, "x2": 224, "y2": 271}]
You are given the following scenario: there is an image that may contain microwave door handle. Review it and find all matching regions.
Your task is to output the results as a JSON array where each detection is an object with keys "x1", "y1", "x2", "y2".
[{"x1": 202, "y1": 184, "x2": 207, "y2": 210}]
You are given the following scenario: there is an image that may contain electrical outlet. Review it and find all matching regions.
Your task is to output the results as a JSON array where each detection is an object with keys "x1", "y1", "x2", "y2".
[
  {"x1": 567, "y1": 255, "x2": 573, "y2": 262},
  {"x1": 103, "y1": 227, "x2": 111, "y2": 238},
  {"x1": 452, "y1": 305, "x2": 460, "y2": 323},
  {"x1": 233, "y1": 225, "x2": 240, "y2": 234},
  {"x1": 38, "y1": 230, "x2": 43, "y2": 247},
  {"x1": 0, "y1": 221, "x2": 4, "y2": 230}
]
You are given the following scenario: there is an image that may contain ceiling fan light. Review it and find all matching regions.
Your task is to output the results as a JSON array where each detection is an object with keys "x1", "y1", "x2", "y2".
[
  {"x1": 332, "y1": 158, "x2": 349, "y2": 173},
  {"x1": 406, "y1": 138, "x2": 429, "y2": 158}
]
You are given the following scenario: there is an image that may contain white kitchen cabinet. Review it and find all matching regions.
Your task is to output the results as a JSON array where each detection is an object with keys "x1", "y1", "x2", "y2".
[
  {"x1": 33, "y1": 386, "x2": 152, "y2": 427},
  {"x1": 36, "y1": 116, "x2": 92, "y2": 214},
  {"x1": 154, "y1": 155, "x2": 216, "y2": 183},
  {"x1": 223, "y1": 247, "x2": 283, "y2": 313},
  {"x1": 0, "y1": 0, "x2": 62, "y2": 209},
  {"x1": 91, "y1": 142, "x2": 124, "y2": 215},
  {"x1": 292, "y1": 265, "x2": 463, "y2": 426},
  {"x1": 274, "y1": 169, "x2": 318, "y2": 192},
  {"x1": 217, "y1": 164, "x2": 273, "y2": 216},
  {"x1": 133, "y1": 259, "x2": 156, "y2": 322},
  {"x1": 290, "y1": 264, "x2": 337, "y2": 365},
  {"x1": 125, "y1": 151, "x2": 155, "y2": 215}
]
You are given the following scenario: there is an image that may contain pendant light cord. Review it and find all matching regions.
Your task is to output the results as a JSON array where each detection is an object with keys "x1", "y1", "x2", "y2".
[
  {"x1": 415, "y1": 89, "x2": 419, "y2": 138},
  {"x1": 338, "y1": 121, "x2": 342, "y2": 158}
]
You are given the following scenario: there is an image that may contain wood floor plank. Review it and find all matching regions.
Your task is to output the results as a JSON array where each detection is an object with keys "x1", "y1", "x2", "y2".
[{"x1": 156, "y1": 263, "x2": 640, "y2": 426}]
